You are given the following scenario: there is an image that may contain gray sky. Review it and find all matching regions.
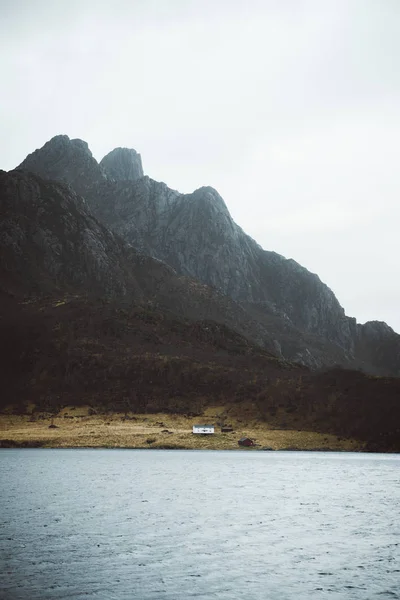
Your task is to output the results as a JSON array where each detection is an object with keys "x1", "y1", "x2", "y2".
[{"x1": 2, "y1": 0, "x2": 400, "y2": 332}]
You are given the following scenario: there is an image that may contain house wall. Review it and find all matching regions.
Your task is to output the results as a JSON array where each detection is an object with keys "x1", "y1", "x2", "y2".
[{"x1": 192, "y1": 426, "x2": 214, "y2": 434}]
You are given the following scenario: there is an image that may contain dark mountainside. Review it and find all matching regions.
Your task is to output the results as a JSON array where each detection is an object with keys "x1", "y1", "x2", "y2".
[
  {"x1": 2, "y1": 292, "x2": 399, "y2": 451},
  {"x1": 0, "y1": 136, "x2": 399, "y2": 450},
  {"x1": 0, "y1": 169, "x2": 278, "y2": 348},
  {"x1": 18, "y1": 135, "x2": 400, "y2": 376}
]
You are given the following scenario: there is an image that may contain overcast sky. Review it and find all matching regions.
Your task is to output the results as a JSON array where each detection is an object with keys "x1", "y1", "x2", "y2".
[{"x1": 1, "y1": 0, "x2": 399, "y2": 332}]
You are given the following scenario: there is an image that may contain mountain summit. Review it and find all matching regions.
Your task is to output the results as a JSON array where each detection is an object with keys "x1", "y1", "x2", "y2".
[
  {"x1": 100, "y1": 147, "x2": 144, "y2": 181},
  {"x1": 18, "y1": 135, "x2": 107, "y2": 196}
]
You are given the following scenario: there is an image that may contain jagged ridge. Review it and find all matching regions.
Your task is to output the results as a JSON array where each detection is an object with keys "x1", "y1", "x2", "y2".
[
  {"x1": 0, "y1": 169, "x2": 280, "y2": 352},
  {"x1": 15, "y1": 135, "x2": 400, "y2": 376}
]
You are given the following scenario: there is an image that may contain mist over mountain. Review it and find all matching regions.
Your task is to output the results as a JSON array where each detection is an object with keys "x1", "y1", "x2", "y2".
[{"x1": 15, "y1": 135, "x2": 400, "y2": 377}]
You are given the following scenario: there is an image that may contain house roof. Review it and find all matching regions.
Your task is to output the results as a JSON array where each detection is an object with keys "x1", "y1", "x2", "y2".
[{"x1": 193, "y1": 424, "x2": 214, "y2": 428}]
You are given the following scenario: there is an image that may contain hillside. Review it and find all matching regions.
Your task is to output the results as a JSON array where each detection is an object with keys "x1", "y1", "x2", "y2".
[
  {"x1": 0, "y1": 138, "x2": 399, "y2": 452},
  {"x1": 0, "y1": 169, "x2": 278, "y2": 351},
  {"x1": 17, "y1": 135, "x2": 400, "y2": 376},
  {"x1": 1, "y1": 293, "x2": 399, "y2": 451}
]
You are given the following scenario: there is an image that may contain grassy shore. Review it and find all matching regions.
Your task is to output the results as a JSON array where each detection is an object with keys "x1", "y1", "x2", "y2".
[{"x1": 0, "y1": 406, "x2": 364, "y2": 451}]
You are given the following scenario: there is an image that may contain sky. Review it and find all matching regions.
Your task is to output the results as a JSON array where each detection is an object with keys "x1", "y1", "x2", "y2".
[{"x1": 1, "y1": 0, "x2": 400, "y2": 332}]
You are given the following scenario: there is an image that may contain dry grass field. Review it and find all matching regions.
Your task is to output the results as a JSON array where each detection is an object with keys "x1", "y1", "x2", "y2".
[{"x1": 0, "y1": 405, "x2": 364, "y2": 451}]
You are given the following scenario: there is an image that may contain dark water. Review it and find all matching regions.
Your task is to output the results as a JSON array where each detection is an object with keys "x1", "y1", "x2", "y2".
[{"x1": 0, "y1": 450, "x2": 399, "y2": 600}]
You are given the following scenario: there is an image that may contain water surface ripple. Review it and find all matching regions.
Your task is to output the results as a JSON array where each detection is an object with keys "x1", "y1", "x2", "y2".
[{"x1": 1, "y1": 449, "x2": 399, "y2": 599}]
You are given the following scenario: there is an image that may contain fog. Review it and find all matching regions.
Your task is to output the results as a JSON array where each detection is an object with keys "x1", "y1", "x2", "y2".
[{"x1": 2, "y1": 0, "x2": 399, "y2": 331}]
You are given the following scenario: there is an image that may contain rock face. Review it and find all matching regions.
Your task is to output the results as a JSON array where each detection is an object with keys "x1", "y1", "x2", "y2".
[
  {"x1": 100, "y1": 148, "x2": 144, "y2": 181},
  {"x1": 18, "y1": 135, "x2": 107, "y2": 197},
  {"x1": 0, "y1": 169, "x2": 139, "y2": 300},
  {"x1": 15, "y1": 135, "x2": 400, "y2": 375},
  {"x1": 0, "y1": 169, "x2": 279, "y2": 351},
  {"x1": 84, "y1": 176, "x2": 349, "y2": 338}
]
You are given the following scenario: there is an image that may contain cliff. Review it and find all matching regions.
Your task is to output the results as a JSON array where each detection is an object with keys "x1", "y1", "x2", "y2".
[{"x1": 16, "y1": 135, "x2": 400, "y2": 375}]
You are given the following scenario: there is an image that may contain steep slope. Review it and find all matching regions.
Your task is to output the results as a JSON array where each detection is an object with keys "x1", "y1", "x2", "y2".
[
  {"x1": 0, "y1": 169, "x2": 139, "y2": 300},
  {"x1": 90, "y1": 180, "x2": 359, "y2": 360},
  {"x1": 2, "y1": 162, "x2": 400, "y2": 450},
  {"x1": 0, "y1": 169, "x2": 279, "y2": 351},
  {"x1": 16, "y1": 135, "x2": 400, "y2": 375},
  {"x1": 2, "y1": 293, "x2": 400, "y2": 451},
  {"x1": 83, "y1": 176, "x2": 347, "y2": 333},
  {"x1": 100, "y1": 147, "x2": 144, "y2": 181},
  {"x1": 19, "y1": 135, "x2": 107, "y2": 197}
]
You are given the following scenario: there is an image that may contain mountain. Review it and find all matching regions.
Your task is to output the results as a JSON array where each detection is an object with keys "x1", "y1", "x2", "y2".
[
  {"x1": 0, "y1": 169, "x2": 281, "y2": 351},
  {"x1": 100, "y1": 147, "x2": 144, "y2": 181},
  {"x1": 0, "y1": 167, "x2": 292, "y2": 427},
  {"x1": 18, "y1": 135, "x2": 106, "y2": 197},
  {"x1": 2, "y1": 291, "x2": 400, "y2": 451},
  {"x1": 2, "y1": 145, "x2": 400, "y2": 451},
  {"x1": 16, "y1": 135, "x2": 400, "y2": 376}
]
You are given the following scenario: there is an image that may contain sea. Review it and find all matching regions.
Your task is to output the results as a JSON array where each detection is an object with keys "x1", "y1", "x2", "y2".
[{"x1": 0, "y1": 449, "x2": 399, "y2": 600}]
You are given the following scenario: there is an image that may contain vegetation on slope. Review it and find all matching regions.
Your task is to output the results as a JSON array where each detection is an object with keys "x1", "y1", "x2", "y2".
[{"x1": 1, "y1": 292, "x2": 399, "y2": 452}]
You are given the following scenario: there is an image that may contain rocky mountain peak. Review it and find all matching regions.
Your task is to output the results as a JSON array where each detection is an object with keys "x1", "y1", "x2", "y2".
[
  {"x1": 361, "y1": 320, "x2": 394, "y2": 338},
  {"x1": 70, "y1": 138, "x2": 92, "y2": 155},
  {"x1": 16, "y1": 135, "x2": 107, "y2": 197},
  {"x1": 21, "y1": 134, "x2": 93, "y2": 164},
  {"x1": 190, "y1": 186, "x2": 229, "y2": 213},
  {"x1": 100, "y1": 147, "x2": 144, "y2": 181},
  {"x1": 11, "y1": 134, "x2": 400, "y2": 376}
]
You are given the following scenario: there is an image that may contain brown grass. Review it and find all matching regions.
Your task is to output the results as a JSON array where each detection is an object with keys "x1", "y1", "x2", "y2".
[{"x1": 0, "y1": 406, "x2": 364, "y2": 451}]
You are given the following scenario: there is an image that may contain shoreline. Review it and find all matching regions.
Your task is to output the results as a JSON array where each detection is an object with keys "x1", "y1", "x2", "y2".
[
  {"x1": 1, "y1": 443, "x2": 396, "y2": 454},
  {"x1": 0, "y1": 439, "x2": 364, "y2": 452},
  {"x1": 0, "y1": 408, "x2": 368, "y2": 452}
]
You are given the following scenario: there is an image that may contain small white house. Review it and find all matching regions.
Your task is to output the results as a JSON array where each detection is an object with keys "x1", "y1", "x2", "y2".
[{"x1": 192, "y1": 424, "x2": 215, "y2": 435}]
